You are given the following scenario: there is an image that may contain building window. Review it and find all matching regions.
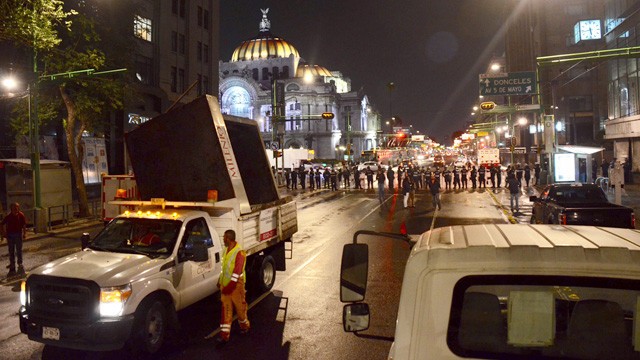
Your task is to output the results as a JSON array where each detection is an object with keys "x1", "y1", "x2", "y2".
[
  {"x1": 179, "y1": 0, "x2": 185, "y2": 18},
  {"x1": 197, "y1": 74, "x2": 202, "y2": 95},
  {"x1": 203, "y1": 76, "x2": 209, "y2": 94},
  {"x1": 282, "y1": 66, "x2": 289, "y2": 79},
  {"x1": 171, "y1": 31, "x2": 177, "y2": 52},
  {"x1": 133, "y1": 15, "x2": 152, "y2": 42},
  {"x1": 252, "y1": 68, "x2": 259, "y2": 81},
  {"x1": 134, "y1": 55, "x2": 153, "y2": 85},
  {"x1": 204, "y1": 10, "x2": 210, "y2": 29},
  {"x1": 203, "y1": 44, "x2": 209, "y2": 63},
  {"x1": 179, "y1": 34, "x2": 185, "y2": 54},
  {"x1": 272, "y1": 67, "x2": 279, "y2": 79},
  {"x1": 262, "y1": 67, "x2": 269, "y2": 80},
  {"x1": 172, "y1": 0, "x2": 178, "y2": 14},
  {"x1": 171, "y1": 66, "x2": 177, "y2": 92},
  {"x1": 197, "y1": 6, "x2": 203, "y2": 26},
  {"x1": 197, "y1": 42, "x2": 202, "y2": 61},
  {"x1": 178, "y1": 68, "x2": 185, "y2": 93}
]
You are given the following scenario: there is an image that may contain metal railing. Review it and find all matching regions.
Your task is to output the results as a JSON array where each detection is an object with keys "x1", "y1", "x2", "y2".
[{"x1": 18, "y1": 199, "x2": 102, "y2": 232}]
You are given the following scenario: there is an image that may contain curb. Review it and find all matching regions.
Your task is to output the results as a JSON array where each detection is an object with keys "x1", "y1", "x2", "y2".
[{"x1": 486, "y1": 190, "x2": 518, "y2": 224}]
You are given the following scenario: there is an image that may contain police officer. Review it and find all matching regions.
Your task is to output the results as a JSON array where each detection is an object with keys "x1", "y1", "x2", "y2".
[
  {"x1": 453, "y1": 167, "x2": 461, "y2": 190},
  {"x1": 461, "y1": 166, "x2": 468, "y2": 189},
  {"x1": 330, "y1": 168, "x2": 338, "y2": 191},
  {"x1": 495, "y1": 164, "x2": 502, "y2": 188},
  {"x1": 470, "y1": 166, "x2": 477, "y2": 189},
  {"x1": 443, "y1": 167, "x2": 452, "y2": 190},
  {"x1": 478, "y1": 165, "x2": 486, "y2": 188},
  {"x1": 490, "y1": 165, "x2": 497, "y2": 188},
  {"x1": 515, "y1": 163, "x2": 524, "y2": 188}
]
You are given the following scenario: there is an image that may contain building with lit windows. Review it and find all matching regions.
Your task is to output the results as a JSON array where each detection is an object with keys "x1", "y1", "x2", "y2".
[
  {"x1": 603, "y1": 0, "x2": 640, "y2": 173},
  {"x1": 219, "y1": 9, "x2": 381, "y2": 162}
]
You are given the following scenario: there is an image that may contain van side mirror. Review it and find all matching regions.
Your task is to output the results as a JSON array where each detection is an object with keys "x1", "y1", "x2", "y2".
[
  {"x1": 343, "y1": 303, "x2": 370, "y2": 332},
  {"x1": 340, "y1": 243, "x2": 368, "y2": 302},
  {"x1": 183, "y1": 241, "x2": 209, "y2": 262}
]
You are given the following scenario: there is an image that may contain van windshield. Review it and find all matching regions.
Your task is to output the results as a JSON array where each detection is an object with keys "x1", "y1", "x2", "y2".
[
  {"x1": 90, "y1": 218, "x2": 182, "y2": 257},
  {"x1": 447, "y1": 275, "x2": 640, "y2": 359}
]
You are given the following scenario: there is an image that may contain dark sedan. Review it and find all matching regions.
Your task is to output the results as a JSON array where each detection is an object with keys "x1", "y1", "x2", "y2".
[{"x1": 530, "y1": 183, "x2": 636, "y2": 228}]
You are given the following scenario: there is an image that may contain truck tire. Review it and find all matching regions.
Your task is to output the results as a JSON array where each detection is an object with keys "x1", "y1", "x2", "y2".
[
  {"x1": 130, "y1": 298, "x2": 167, "y2": 355},
  {"x1": 255, "y1": 255, "x2": 276, "y2": 294}
]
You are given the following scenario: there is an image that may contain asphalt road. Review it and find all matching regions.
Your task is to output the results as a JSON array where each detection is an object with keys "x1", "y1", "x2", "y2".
[{"x1": 0, "y1": 187, "x2": 507, "y2": 360}]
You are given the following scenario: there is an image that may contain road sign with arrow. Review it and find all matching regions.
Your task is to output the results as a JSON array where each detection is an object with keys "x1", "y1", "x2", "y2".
[{"x1": 479, "y1": 71, "x2": 537, "y2": 96}]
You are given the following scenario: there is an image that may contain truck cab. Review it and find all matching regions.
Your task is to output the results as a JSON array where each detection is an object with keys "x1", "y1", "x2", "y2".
[{"x1": 341, "y1": 224, "x2": 640, "y2": 359}]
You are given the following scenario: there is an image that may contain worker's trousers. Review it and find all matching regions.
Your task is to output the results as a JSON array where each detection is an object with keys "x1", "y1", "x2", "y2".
[{"x1": 220, "y1": 280, "x2": 250, "y2": 340}]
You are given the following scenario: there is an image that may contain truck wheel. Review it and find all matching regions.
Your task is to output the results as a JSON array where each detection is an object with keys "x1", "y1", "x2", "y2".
[
  {"x1": 131, "y1": 298, "x2": 167, "y2": 355},
  {"x1": 256, "y1": 255, "x2": 276, "y2": 294}
]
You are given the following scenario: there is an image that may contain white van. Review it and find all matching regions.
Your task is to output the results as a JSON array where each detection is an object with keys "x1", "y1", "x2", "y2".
[{"x1": 341, "y1": 225, "x2": 640, "y2": 359}]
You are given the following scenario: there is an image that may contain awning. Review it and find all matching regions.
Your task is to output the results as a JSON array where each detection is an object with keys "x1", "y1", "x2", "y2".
[{"x1": 556, "y1": 145, "x2": 604, "y2": 155}]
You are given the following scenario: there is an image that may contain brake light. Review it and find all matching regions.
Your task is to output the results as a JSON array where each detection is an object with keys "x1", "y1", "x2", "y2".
[
  {"x1": 632, "y1": 213, "x2": 636, "y2": 229},
  {"x1": 559, "y1": 213, "x2": 567, "y2": 225}
]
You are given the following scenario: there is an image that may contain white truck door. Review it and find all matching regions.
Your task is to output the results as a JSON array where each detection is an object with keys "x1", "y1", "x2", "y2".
[{"x1": 174, "y1": 217, "x2": 222, "y2": 308}]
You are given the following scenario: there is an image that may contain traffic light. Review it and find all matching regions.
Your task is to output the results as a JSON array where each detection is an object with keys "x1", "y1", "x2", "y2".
[
  {"x1": 480, "y1": 101, "x2": 496, "y2": 111},
  {"x1": 321, "y1": 112, "x2": 335, "y2": 120}
]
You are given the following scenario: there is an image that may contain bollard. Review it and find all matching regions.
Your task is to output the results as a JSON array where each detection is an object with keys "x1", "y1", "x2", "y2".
[{"x1": 81, "y1": 233, "x2": 90, "y2": 250}]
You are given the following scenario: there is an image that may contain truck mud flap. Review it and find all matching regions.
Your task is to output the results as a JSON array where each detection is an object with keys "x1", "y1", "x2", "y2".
[
  {"x1": 278, "y1": 201, "x2": 298, "y2": 242},
  {"x1": 285, "y1": 238, "x2": 293, "y2": 260}
]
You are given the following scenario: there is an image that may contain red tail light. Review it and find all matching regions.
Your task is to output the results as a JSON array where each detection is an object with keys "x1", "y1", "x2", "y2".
[
  {"x1": 632, "y1": 213, "x2": 636, "y2": 229},
  {"x1": 559, "y1": 213, "x2": 567, "y2": 225},
  {"x1": 400, "y1": 222, "x2": 407, "y2": 235}
]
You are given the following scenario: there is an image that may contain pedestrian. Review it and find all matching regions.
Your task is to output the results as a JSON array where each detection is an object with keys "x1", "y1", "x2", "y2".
[
  {"x1": 515, "y1": 164, "x2": 523, "y2": 188},
  {"x1": 387, "y1": 166, "x2": 395, "y2": 192},
  {"x1": 330, "y1": 169, "x2": 338, "y2": 191},
  {"x1": 478, "y1": 165, "x2": 486, "y2": 188},
  {"x1": 299, "y1": 166, "x2": 306, "y2": 190},
  {"x1": 591, "y1": 158, "x2": 598, "y2": 181},
  {"x1": 366, "y1": 166, "x2": 374, "y2": 190},
  {"x1": 353, "y1": 167, "x2": 361, "y2": 189},
  {"x1": 1, "y1": 203, "x2": 26, "y2": 276},
  {"x1": 376, "y1": 168, "x2": 386, "y2": 204},
  {"x1": 309, "y1": 169, "x2": 315, "y2": 191},
  {"x1": 428, "y1": 175, "x2": 442, "y2": 210},
  {"x1": 534, "y1": 163, "x2": 541, "y2": 185},
  {"x1": 601, "y1": 159, "x2": 610, "y2": 178},
  {"x1": 524, "y1": 163, "x2": 531, "y2": 187},
  {"x1": 461, "y1": 166, "x2": 468, "y2": 189},
  {"x1": 507, "y1": 173, "x2": 520, "y2": 213},
  {"x1": 624, "y1": 157, "x2": 632, "y2": 184},
  {"x1": 470, "y1": 166, "x2": 477, "y2": 189},
  {"x1": 402, "y1": 173, "x2": 411, "y2": 208},
  {"x1": 490, "y1": 165, "x2": 497, "y2": 188},
  {"x1": 291, "y1": 168, "x2": 298, "y2": 189},
  {"x1": 343, "y1": 167, "x2": 351, "y2": 188},
  {"x1": 495, "y1": 164, "x2": 502, "y2": 188},
  {"x1": 444, "y1": 167, "x2": 452, "y2": 190},
  {"x1": 408, "y1": 174, "x2": 416, "y2": 207},
  {"x1": 323, "y1": 168, "x2": 331, "y2": 189},
  {"x1": 316, "y1": 169, "x2": 322, "y2": 190},
  {"x1": 284, "y1": 168, "x2": 291, "y2": 189},
  {"x1": 397, "y1": 166, "x2": 404, "y2": 191}
]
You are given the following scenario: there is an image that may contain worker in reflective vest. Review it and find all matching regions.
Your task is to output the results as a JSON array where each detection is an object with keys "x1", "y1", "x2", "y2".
[{"x1": 216, "y1": 229, "x2": 250, "y2": 344}]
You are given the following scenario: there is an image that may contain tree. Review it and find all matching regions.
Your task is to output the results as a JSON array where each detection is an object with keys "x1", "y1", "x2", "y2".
[
  {"x1": 0, "y1": 0, "x2": 73, "y2": 51},
  {"x1": 5, "y1": 1, "x2": 132, "y2": 217}
]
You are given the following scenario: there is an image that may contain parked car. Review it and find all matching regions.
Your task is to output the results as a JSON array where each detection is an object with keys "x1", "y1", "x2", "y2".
[
  {"x1": 357, "y1": 161, "x2": 380, "y2": 172},
  {"x1": 530, "y1": 183, "x2": 635, "y2": 228}
]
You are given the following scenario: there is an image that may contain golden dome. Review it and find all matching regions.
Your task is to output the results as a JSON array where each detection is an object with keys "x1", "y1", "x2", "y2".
[
  {"x1": 231, "y1": 9, "x2": 299, "y2": 62},
  {"x1": 231, "y1": 32, "x2": 300, "y2": 62},
  {"x1": 296, "y1": 64, "x2": 332, "y2": 78}
]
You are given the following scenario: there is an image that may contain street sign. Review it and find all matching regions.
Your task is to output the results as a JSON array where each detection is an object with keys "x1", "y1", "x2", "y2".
[
  {"x1": 479, "y1": 71, "x2": 537, "y2": 96},
  {"x1": 515, "y1": 104, "x2": 541, "y2": 111}
]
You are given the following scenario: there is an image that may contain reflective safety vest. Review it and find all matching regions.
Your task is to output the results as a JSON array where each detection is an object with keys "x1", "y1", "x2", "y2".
[{"x1": 219, "y1": 243, "x2": 246, "y2": 287}]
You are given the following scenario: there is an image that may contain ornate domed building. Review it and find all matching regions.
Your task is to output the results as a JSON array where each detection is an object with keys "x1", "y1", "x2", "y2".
[{"x1": 219, "y1": 9, "x2": 381, "y2": 163}]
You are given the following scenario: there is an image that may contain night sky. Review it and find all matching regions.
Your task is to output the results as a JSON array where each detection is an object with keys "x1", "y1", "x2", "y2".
[{"x1": 220, "y1": 1, "x2": 515, "y2": 144}]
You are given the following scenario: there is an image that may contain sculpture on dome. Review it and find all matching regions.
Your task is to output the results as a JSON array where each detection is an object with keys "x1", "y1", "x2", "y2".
[{"x1": 259, "y1": 8, "x2": 270, "y2": 32}]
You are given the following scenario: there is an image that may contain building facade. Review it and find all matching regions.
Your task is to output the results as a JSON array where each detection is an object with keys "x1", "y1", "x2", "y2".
[
  {"x1": 603, "y1": 0, "x2": 640, "y2": 172},
  {"x1": 218, "y1": 9, "x2": 381, "y2": 162}
]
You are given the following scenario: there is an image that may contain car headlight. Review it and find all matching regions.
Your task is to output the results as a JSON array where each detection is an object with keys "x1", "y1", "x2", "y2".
[
  {"x1": 100, "y1": 284, "x2": 132, "y2": 317},
  {"x1": 20, "y1": 281, "x2": 26, "y2": 306}
]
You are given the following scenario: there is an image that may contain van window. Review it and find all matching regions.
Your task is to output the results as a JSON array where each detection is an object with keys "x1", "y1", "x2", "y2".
[{"x1": 447, "y1": 275, "x2": 640, "y2": 359}]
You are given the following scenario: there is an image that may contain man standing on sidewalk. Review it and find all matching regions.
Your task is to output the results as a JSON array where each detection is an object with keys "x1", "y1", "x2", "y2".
[
  {"x1": 1, "y1": 203, "x2": 27, "y2": 277},
  {"x1": 507, "y1": 174, "x2": 520, "y2": 214}
]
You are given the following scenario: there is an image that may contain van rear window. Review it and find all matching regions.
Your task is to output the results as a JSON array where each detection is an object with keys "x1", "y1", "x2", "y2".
[{"x1": 447, "y1": 275, "x2": 640, "y2": 359}]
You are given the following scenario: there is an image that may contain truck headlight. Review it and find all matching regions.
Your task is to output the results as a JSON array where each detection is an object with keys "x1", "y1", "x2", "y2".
[
  {"x1": 20, "y1": 281, "x2": 26, "y2": 306},
  {"x1": 100, "y1": 284, "x2": 132, "y2": 317}
]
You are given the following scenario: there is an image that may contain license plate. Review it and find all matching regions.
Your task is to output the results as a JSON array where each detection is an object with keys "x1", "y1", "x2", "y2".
[{"x1": 42, "y1": 326, "x2": 60, "y2": 340}]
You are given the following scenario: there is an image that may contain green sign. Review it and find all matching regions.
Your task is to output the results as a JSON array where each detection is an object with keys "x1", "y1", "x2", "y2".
[{"x1": 479, "y1": 71, "x2": 537, "y2": 96}]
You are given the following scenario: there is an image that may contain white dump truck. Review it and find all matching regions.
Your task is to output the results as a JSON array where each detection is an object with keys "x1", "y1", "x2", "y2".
[
  {"x1": 341, "y1": 224, "x2": 640, "y2": 359},
  {"x1": 19, "y1": 95, "x2": 297, "y2": 354}
]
